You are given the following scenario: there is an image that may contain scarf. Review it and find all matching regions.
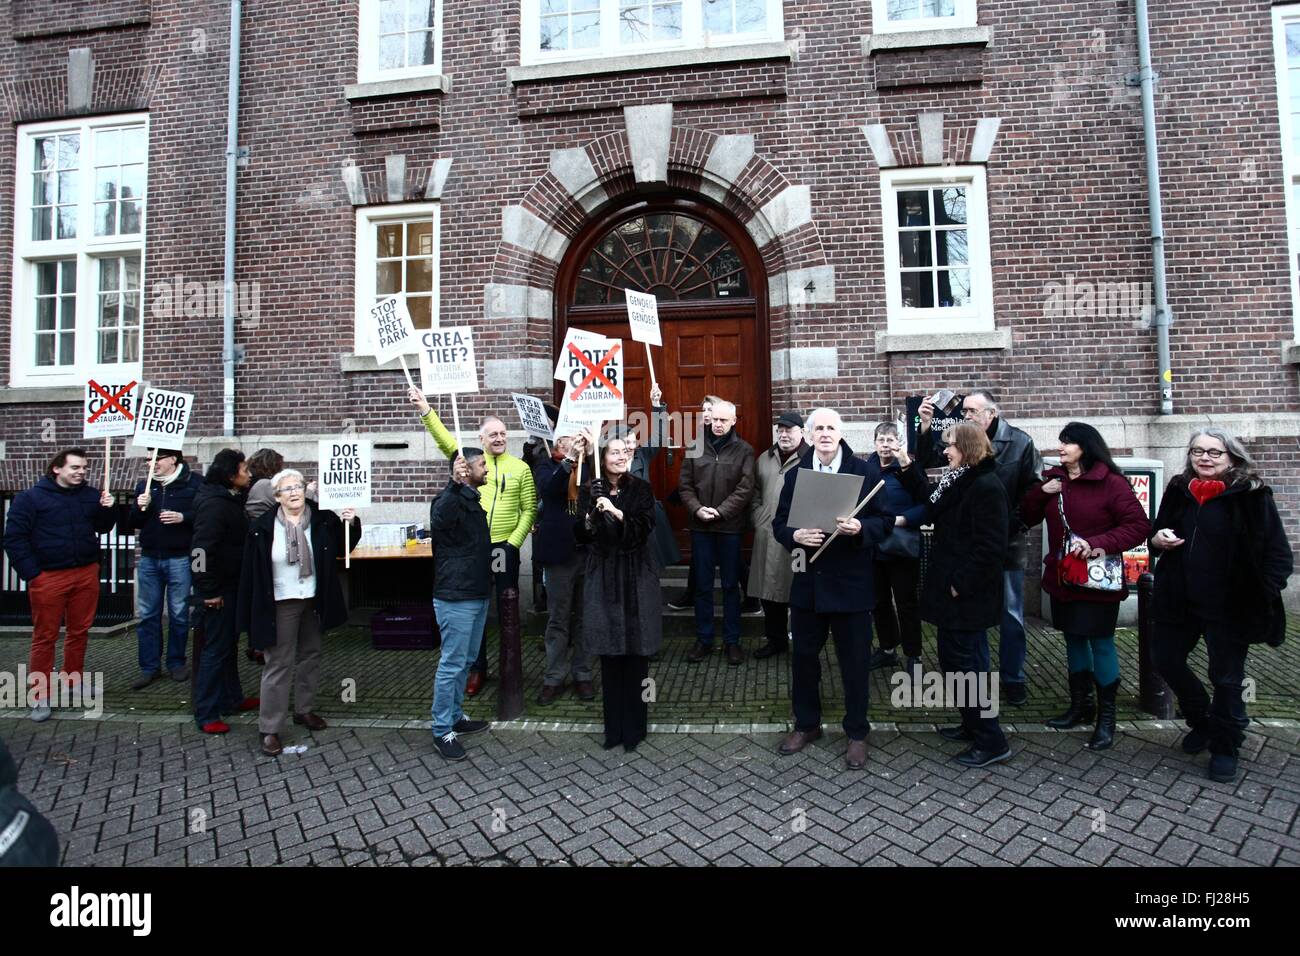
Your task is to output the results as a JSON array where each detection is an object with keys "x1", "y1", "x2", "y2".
[
  {"x1": 708, "y1": 428, "x2": 733, "y2": 452},
  {"x1": 567, "y1": 448, "x2": 584, "y2": 514},
  {"x1": 276, "y1": 504, "x2": 314, "y2": 581},
  {"x1": 155, "y1": 465, "x2": 182, "y2": 488},
  {"x1": 1189, "y1": 478, "x2": 1226, "y2": 506},
  {"x1": 928, "y1": 464, "x2": 970, "y2": 505}
]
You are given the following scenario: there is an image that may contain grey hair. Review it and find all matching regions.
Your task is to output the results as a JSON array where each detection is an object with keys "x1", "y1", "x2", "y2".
[
  {"x1": 874, "y1": 421, "x2": 899, "y2": 439},
  {"x1": 806, "y1": 407, "x2": 844, "y2": 431},
  {"x1": 478, "y1": 416, "x2": 506, "y2": 436},
  {"x1": 967, "y1": 389, "x2": 999, "y2": 413},
  {"x1": 711, "y1": 400, "x2": 737, "y2": 419},
  {"x1": 1182, "y1": 428, "x2": 1262, "y2": 489},
  {"x1": 270, "y1": 468, "x2": 306, "y2": 494}
]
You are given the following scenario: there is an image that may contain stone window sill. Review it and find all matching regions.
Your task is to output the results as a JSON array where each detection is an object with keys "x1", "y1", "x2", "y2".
[
  {"x1": 340, "y1": 354, "x2": 412, "y2": 373},
  {"x1": 344, "y1": 74, "x2": 451, "y2": 101},
  {"x1": 508, "y1": 41, "x2": 794, "y2": 85},
  {"x1": 0, "y1": 385, "x2": 82, "y2": 403},
  {"x1": 1281, "y1": 340, "x2": 1300, "y2": 364},
  {"x1": 875, "y1": 328, "x2": 1011, "y2": 354},
  {"x1": 862, "y1": 25, "x2": 992, "y2": 56}
]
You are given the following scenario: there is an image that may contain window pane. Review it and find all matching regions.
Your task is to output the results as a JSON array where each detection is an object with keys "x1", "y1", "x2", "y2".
[
  {"x1": 934, "y1": 187, "x2": 967, "y2": 225},
  {"x1": 36, "y1": 297, "x2": 55, "y2": 331},
  {"x1": 61, "y1": 260, "x2": 77, "y2": 292},
  {"x1": 376, "y1": 261, "x2": 401, "y2": 295},
  {"x1": 33, "y1": 171, "x2": 53, "y2": 205},
  {"x1": 57, "y1": 206, "x2": 78, "y2": 239},
  {"x1": 900, "y1": 271, "x2": 934, "y2": 308},
  {"x1": 96, "y1": 128, "x2": 121, "y2": 165},
  {"x1": 379, "y1": 34, "x2": 404, "y2": 69},
  {"x1": 737, "y1": 0, "x2": 765, "y2": 31},
  {"x1": 407, "y1": 220, "x2": 433, "y2": 256},
  {"x1": 897, "y1": 190, "x2": 930, "y2": 226},
  {"x1": 99, "y1": 330, "x2": 119, "y2": 364},
  {"x1": 572, "y1": 12, "x2": 599, "y2": 47},
  {"x1": 936, "y1": 229, "x2": 968, "y2": 266},
  {"x1": 121, "y1": 164, "x2": 145, "y2": 200},
  {"x1": 59, "y1": 332, "x2": 75, "y2": 363},
  {"x1": 377, "y1": 223, "x2": 403, "y2": 257},
  {"x1": 124, "y1": 291, "x2": 141, "y2": 326},
  {"x1": 58, "y1": 171, "x2": 78, "y2": 206},
  {"x1": 97, "y1": 167, "x2": 118, "y2": 202},
  {"x1": 541, "y1": 15, "x2": 568, "y2": 51},
  {"x1": 123, "y1": 327, "x2": 140, "y2": 363},
  {"x1": 407, "y1": 30, "x2": 434, "y2": 67},
  {"x1": 125, "y1": 255, "x2": 141, "y2": 289},
  {"x1": 123, "y1": 126, "x2": 147, "y2": 164},
  {"x1": 406, "y1": 258, "x2": 433, "y2": 293},
  {"x1": 120, "y1": 201, "x2": 143, "y2": 234},
  {"x1": 541, "y1": 0, "x2": 567, "y2": 11},
  {"x1": 36, "y1": 335, "x2": 55, "y2": 366},
  {"x1": 100, "y1": 294, "x2": 121, "y2": 329},
  {"x1": 887, "y1": 0, "x2": 955, "y2": 20},
  {"x1": 96, "y1": 202, "x2": 117, "y2": 236},
  {"x1": 652, "y1": 1, "x2": 683, "y2": 40},
  {"x1": 34, "y1": 137, "x2": 55, "y2": 170},
  {"x1": 704, "y1": 0, "x2": 730, "y2": 32},
  {"x1": 407, "y1": 0, "x2": 432, "y2": 29},
  {"x1": 407, "y1": 295, "x2": 432, "y2": 329},
  {"x1": 36, "y1": 262, "x2": 57, "y2": 296},
  {"x1": 100, "y1": 260, "x2": 120, "y2": 291},
  {"x1": 898, "y1": 232, "x2": 932, "y2": 268},
  {"x1": 380, "y1": 0, "x2": 404, "y2": 33},
  {"x1": 58, "y1": 135, "x2": 79, "y2": 169},
  {"x1": 60, "y1": 294, "x2": 77, "y2": 329},
  {"x1": 938, "y1": 269, "x2": 971, "y2": 307},
  {"x1": 31, "y1": 207, "x2": 52, "y2": 241},
  {"x1": 620, "y1": 2, "x2": 650, "y2": 43}
]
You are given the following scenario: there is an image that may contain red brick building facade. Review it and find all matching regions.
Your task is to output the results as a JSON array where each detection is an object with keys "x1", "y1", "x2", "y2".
[{"x1": 2, "y1": 1, "x2": 1299, "y2": 599}]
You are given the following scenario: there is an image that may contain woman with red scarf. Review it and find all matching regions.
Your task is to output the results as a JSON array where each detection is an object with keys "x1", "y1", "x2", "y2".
[
  {"x1": 1022, "y1": 423, "x2": 1150, "y2": 750},
  {"x1": 1149, "y1": 428, "x2": 1292, "y2": 783}
]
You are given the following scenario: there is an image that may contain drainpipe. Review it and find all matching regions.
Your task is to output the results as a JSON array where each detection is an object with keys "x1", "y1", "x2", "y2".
[
  {"x1": 1136, "y1": 0, "x2": 1174, "y2": 414},
  {"x1": 222, "y1": 1, "x2": 242, "y2": 436}
]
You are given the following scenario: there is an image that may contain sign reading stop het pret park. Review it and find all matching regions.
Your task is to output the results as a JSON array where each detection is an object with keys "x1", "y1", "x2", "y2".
[
  {"x1": 84, "y1": 379, "x2": 145, "y2": 439},
  {"x1": 369, "y1": 295, "x2": 419, "y2": 366},
  {"x1": 132, "y1": 387, "x2": 194, "y2": 448}
]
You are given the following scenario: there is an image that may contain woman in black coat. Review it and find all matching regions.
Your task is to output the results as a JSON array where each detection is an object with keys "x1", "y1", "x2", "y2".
[
  {"x1": 1150, "y1": 428, "x2": 1293, "y2": 784},
  {"x1": 919, "y1": 422, "x2": 1011, "y2": 768},
  {"x1": 574, "y1": 434, "x2": 663, "y2": 753},
  {"x1": 237, "y1": 469, "x2": 361, "y2": 756}
]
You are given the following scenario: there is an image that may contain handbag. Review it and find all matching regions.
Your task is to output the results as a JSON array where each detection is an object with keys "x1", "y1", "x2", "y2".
[
  {"x1": 1056, "y1": 492, "x2": 1124, "y2": 592},
  {"x1": 878, "y1": 526, "x2": 920, "y2": 560}
]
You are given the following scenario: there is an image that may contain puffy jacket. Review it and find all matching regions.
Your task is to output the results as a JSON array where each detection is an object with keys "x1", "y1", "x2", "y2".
[
  {"x1": 773, "y1": 441, "x2": 894, "y2": 614},
  {"x1": 430, "y1": 480, "x2": 492, "y2": 601},
  {"x1": 123, "y1": 463, "x2": 202, "y2": 559},
  {"x1": 3, "y1": 477, "x2": 117, "y2": 581},
  {"x1": 237, "y1": 505, "x2": 361, "y2": 650},
  {"x1": 678, "y1": 428, "x2": 756, "y2": 534},
  {"x1": 190, "y1": 480, "x2": 249, "y2": 598},
  {"x1": 920, "y1": 458, "x2": 1010, "y2": 630},
  {"x1": 421, "y1": 408, "x2": 536, "y2": 549}
]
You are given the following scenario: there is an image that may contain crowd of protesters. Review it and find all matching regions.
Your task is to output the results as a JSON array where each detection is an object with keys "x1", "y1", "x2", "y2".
[{"x1": 3, "y1": 386, "x2": 1292, "y2": 785}]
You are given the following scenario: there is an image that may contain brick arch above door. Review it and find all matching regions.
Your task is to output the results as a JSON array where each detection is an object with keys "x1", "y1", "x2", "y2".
[{"x1": 479, "y1": 103, "x2": 836, "y2": 392}]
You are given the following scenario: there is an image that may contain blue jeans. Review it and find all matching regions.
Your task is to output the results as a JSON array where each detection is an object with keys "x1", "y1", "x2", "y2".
[
  {"x1": 691, "y1": 531, "x2": 741, "y2": 647},
  {"x1": 431, "y1": 597, "x2": 489, "y2": 736},
  {"x1": 999, "y1": 569, "x2": 1027, "y2": 685},
  {"x1": 137, "y1": 555, "x2": 192, "y2": 674}
]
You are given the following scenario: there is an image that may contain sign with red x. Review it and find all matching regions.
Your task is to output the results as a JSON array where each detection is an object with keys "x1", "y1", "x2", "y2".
[
  {"x1": 84, "y1": 379, "x2": 145, "y2": 439},
  {"x1": 561, "y1": 335, "x2": 624, "y2": 424}
]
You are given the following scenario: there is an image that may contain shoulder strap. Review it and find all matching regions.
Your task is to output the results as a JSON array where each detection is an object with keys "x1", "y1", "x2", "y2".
[{"x1": 1056, "y1": 488, "x2": 1073, "y2": 536}]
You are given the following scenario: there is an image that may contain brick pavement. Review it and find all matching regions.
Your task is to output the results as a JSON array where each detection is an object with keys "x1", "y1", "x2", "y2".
[{"x1": 3, "y1": 718, "x2": 1297, "y2": 867}]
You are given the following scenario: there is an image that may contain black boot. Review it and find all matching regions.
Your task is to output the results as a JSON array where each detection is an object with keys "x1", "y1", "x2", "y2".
[
  {"x1": 1047, "y1": 670, "x2": 1095, "y2": 729},
  {"x1": 1086, "y1": 678, "x2": 1120, "y2": 750}
]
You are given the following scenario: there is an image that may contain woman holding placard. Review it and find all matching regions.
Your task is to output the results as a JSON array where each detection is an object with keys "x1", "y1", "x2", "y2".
[
  {"x1": 574, "y1": 432, "x2": 663, "y2": 752},
  {"x1": 237, "y1": 469, "x2": 361, "y2": 757}
]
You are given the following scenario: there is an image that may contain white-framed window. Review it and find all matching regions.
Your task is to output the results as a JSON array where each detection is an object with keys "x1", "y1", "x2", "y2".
[
  {"x1": 871, "y1": 0, "x2": 977, "y2": 34},
  {"x1": 1273, "y1": 4, "x2": 1300, "y2": 337},
  {"x1": 358, "y1": 0, "x2": 444, "y2": 84},
  {"x1": 10, "y1": 114, "x2": 147, "y2": 387},
  {"x1": 879, "y1": 165, "x2": 994, "y2": 334},
  {"x1": 520, "y1": 0, "x2": 785, "y2": 67},
  {"x1": 354, "y1": 202, "x2": 440, "y2": 356}
]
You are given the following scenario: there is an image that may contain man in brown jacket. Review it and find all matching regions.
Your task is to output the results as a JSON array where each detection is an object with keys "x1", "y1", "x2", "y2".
[{"x1": 679, "y1": 400, "x2": 756, "y2": 665}]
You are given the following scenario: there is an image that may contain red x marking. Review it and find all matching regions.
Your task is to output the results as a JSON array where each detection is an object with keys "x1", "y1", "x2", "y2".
[
  {"x1": 567, "y1": 342, "x2": 622, "y2": 401},
  {"x1": 87, "y1": 380, "x2": 138, "y2": 424}
]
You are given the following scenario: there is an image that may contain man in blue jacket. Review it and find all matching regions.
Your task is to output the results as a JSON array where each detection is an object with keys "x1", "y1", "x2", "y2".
[
  {"x1": 773, "y1": 410, "x2": 894, "y2": 770},
  {"x1": 3, "y1": 448, "x2": 117, "y2": 722},
  {"x1": 124, "y1": 449, "x2": 202, "y2": 688}
]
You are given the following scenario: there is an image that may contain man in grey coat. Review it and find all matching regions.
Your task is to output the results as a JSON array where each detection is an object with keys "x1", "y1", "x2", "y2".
[{"x1": 748, "y1": 411, "x2": 807, "y2": 659}]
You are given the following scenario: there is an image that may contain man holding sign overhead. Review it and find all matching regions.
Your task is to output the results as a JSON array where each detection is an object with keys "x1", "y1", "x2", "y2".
[{"x1": 772, "y1": 409, "x2": 894, "y2": 770}]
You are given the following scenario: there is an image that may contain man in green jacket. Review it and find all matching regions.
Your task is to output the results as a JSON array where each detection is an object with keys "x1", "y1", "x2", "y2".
[{"x1": 409, "y1": 387, "x2": 537, "y2": 695}]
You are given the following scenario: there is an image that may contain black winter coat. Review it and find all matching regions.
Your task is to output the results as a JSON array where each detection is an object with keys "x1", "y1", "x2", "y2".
[
  {"x1": 124, "y1": 464, "x2": 203, "y2": 558},
  {"x1": 430, "y1": 480, "x2": 492, "y2": 601},
  {"x1": 773, "y1": 441, "x2": 895, "y2": 614},
  {"x1": 191, "y1": 480, "x2": 249, "y2": 598},
  {"x1": 1150, "y1": 476, "x2": 1293, "y2": 646},
  {"x1": 237, "y1": 505, "x2": 361, "y2": 650},
  {"x1": 920, "y1": 458, "x2": 1010, "y2": 630},
  {"x1": 532, "y1": 455, "x2": 585, "y2": 567},
  {"x1": 3, "y1": 477, "x2": 117, "y2": 581}
]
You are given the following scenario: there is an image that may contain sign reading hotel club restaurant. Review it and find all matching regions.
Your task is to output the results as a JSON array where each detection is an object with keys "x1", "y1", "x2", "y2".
[
  {"x1": 512, "y1": 393, "x2": 554, "y2": 442},
  {"x1": 132, "y1": 387, "x2": 194, "y2": 449},
  {"x1": 560, "y1": 333, "x2": 624, "y2": 424},
  {"x1": 317, "y1": 439, "x2": 372, "y2": 510},
  {"x1": 417, "y1": 326, "x2": 478, "y2": 395},
  {"x1": 84, "y1": 379, "x2": 145, "y2": 439},
  {"x1": 369, "y1": 295, "x2": 419, "y2": 366}
]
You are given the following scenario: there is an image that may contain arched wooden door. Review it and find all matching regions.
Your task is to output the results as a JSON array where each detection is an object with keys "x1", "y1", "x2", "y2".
[{"x1": 554, "y1": 196, "x2": 771, "y2": 558}]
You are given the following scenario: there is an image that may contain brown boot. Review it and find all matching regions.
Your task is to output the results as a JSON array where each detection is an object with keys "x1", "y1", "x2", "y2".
[
  {"x1": 261, "y1": 734, "x2": 283, "y2": 757},
  {"x1": 778, "y1": 727, "x2": 823, "y2": 755}
]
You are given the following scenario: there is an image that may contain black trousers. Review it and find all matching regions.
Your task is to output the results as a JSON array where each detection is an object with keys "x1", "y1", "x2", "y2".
[
  {"x1": 600, "y1": 655, "x2": 649, "y2": 749},
  {"x1": 192, "y1": 590, "x2": 243, "y2": 726},
  {"x1": 472, "y1": 543, "x2": 520, "y2": 674},
  {"x1": 790, "y1": 607, "x2": 872, "y2": 740},
  {"x1": 872, "y1": 558, "x2": 922, "y2": 657},
  {"x1": 761, "y1": 600, "x2": 789, "y2": 646},
  {"x1": 1153, "y1": 616, "x2": 1249, "y2": 757}
]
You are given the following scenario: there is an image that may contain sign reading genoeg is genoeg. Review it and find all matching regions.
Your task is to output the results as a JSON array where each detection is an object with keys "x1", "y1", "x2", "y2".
[
  {"x1": 317, "y1": 439, "x2": 372, "y2": 509},
  {"x1": 132, "y1": 388, "x2": 194, "y2": 448}
]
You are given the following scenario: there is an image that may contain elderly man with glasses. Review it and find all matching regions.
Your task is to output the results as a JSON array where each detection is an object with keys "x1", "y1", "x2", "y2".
[{"x1": 918, "y1": 389, "x2": 1043, "y2": 705}]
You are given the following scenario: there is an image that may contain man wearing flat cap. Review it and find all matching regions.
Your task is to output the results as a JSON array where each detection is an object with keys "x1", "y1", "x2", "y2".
[{"x1": 748, "y1": 412, "x2": 808, "y2": 659}]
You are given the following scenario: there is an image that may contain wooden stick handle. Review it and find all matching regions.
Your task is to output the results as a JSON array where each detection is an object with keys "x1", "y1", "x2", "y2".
[
  {"x1": 345, "y1": 520, "x2": 351, "y2": 570},
  {"x1": 104, "y1": 438, "x2": 111, "y2": 490},
  {"x1": 451, "y1": 392, "x2": 463, "y2": 453},
  {"x1": 397, "y1": 353, "x2": 417, "y2": 391},
  {"x1": 809, "y1": 479, "x2": 886, "y2": 563},
  {"x1": 645, "y1": 342, "x2": 658, "y2": 391},
  {"x1": 145, "y1": 446, "x2": 160, "y2": 489}
]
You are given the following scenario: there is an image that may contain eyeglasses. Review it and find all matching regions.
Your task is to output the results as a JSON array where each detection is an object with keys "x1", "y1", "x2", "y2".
[
  {"x1": 277, "y1": 483, "x2": 305, "y2": 493},
  {"x1": 1189, "y1": 447, "x2": 1226, "y2": 459}
]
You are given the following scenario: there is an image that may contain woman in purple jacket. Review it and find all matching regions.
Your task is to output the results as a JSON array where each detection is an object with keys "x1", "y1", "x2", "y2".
[{"x1": 1021, "y1": 422, "x2": 1150, "y2": 750}]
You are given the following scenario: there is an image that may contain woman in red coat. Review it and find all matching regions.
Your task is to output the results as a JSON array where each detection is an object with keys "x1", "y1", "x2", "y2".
[{"x1": 1021, "y1": 422, "x2": 1150, "y2": 750}]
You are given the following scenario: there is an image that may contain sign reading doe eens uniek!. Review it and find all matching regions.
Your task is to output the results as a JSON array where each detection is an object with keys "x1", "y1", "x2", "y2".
[
  {"x1": 132, "y1": 388, "x2": 194, "y2": 448},
  {"x1": 317, "y1": 439, "x2": 372, "y2": 509}
]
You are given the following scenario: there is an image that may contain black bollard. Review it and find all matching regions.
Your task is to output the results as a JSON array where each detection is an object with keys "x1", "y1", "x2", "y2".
[
  {"x1": 497, "y1": 586, "x2": 524, "y2": 721},
  {"x1": 1136, "y1": 572, "x2": 1174, "y2": 718}
]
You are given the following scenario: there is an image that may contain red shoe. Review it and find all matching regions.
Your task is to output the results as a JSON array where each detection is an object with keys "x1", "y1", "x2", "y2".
[
  {"x1": 237, "y1": 697, "x2": 260, "y2": 712},
  {"x1": 465, "y1": 671, "x2": 485, "y2": 698},
  {"x1": 201, "y1": 720, "x2": 230, "y2": 734}
]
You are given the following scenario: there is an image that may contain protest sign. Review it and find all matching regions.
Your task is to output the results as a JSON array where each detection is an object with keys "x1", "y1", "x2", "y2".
[
  {"x1": 512, "y1": 393, "x2": 554, "y2": 442},
  {"x1": 133, "y1": 387, "x2": 194, "y2": 449},
  {"x1": 369, "y1": 295, "x2": 418, "y2": 365},
  {"x1": 904, "y1": 393, "x2": 965, "y2": 455},
  {"x1": 84, "y1": 379, "x2": 144, "y2": 439},
  {"x1": 553, "y1": 326, "x2": 604, "y2": 381},
  {"x1": 318, "y1": 439, "x2": 371, "y2": 568},
  {"x1": 785, "y1": 468, "x2": 866, "y2": 533},
  {"x1": 554, "y1": 393, "x2": 600, "y2": 444},
  {"x1": 416, "y1": 326, "x2": 477, "y2": 394},
  {"x1": 560, "y1": 334, "x2": 624, "y2": 424},
  {"x1": 625, "y1": 289, "x2": 661, "y2": 347}
]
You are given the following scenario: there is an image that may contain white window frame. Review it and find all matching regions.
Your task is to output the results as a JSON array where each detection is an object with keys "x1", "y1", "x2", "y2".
[
  {"x1": 879, "y1": 165, "x2": 994, "y2": 335},
  {"x1": 519, "y1": 0, "x2": 785, "y2": 68},
  {"x1": 358, "y1": 0, "x2": 444, "y2": 84},
  {"x1": 10, "y1": 113, "x2": 148, "y2": 388},
  {"x1": 871, "y1": 0, "x2": 977, "y2": 34},
  {"x1": 354, "y1": 202, "x2": 441, "y2": 358},
  {"x1": 1273, "y1": 3, "x2": 1300, "y2": 337}
]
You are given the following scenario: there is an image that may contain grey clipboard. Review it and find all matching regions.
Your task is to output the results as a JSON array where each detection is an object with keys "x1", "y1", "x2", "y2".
[{"x1": 785, "y1": 468, "x2": 866, "y2": 533}]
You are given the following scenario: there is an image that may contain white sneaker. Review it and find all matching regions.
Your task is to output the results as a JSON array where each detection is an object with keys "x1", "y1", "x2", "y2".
[{"x1": 29, "y1": 702, "x2": 52, "y2": 723}]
